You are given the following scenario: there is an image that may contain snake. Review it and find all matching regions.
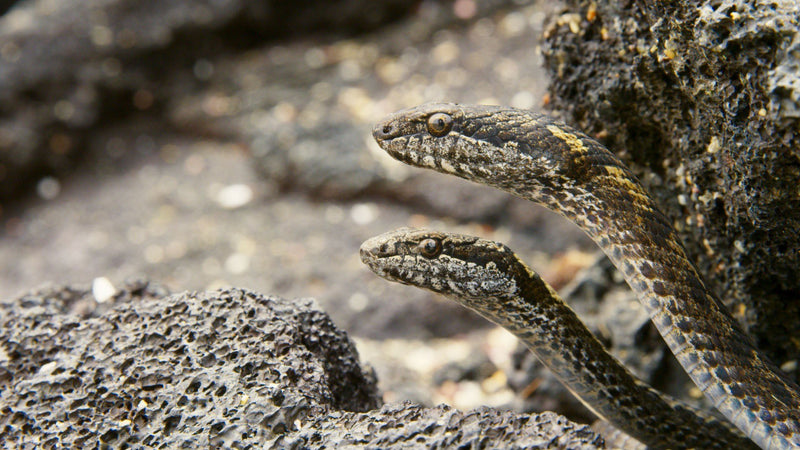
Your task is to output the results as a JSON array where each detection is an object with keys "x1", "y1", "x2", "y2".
[
  {"x1": 360, "y1": 227, "x2": 757, "y2": 448},
  {"x1": 369, "y1": 103, "x2": 800, "y2": 449}
]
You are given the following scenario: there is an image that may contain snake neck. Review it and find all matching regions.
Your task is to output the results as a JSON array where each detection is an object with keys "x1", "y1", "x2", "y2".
[{"x1": 452, "y1": 255, "x2": 756, "y2": 449}]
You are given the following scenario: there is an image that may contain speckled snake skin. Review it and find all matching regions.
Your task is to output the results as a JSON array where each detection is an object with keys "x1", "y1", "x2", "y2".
[
  {"x1": 360, "y1": 228, "x2": 757, "y2": 449},
  {"x1": 371, "y1": 103, "x2": 800, "y2": 449}
]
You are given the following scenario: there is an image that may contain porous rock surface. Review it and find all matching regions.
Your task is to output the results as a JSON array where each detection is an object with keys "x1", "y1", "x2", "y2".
[
  {"x1": 542, "y1": 0, "x2": 800, "y2": 374},
  {"x1": 295, "y1": 402, "x2": 603, "y2": 449},
  {"x1": 0, "y1": 282, "x2": 603, "y2": 448}
]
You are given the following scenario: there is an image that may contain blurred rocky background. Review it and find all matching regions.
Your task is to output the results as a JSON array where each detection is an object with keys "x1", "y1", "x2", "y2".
[{"x1": 1, "y1": 0, "x2": 797, "y2": 446}]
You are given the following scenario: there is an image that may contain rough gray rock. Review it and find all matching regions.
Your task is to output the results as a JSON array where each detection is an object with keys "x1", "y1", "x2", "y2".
[
  {"x1": 290, "y1": 402, "x2": 604, "y2": 449},
  {"x1": 0, "y1": 283, "x2": 604, "y2": 448},
  {"x1": 542, "y1": 0, "x2": 800, "y2": 377},
  {"x1": 0, "y1": 283, "x2": 380, "y2": 447}
]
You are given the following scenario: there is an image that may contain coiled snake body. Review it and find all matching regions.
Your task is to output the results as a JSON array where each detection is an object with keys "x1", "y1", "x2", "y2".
[
  {"x1": 361, "y1": 228, "x2": 756, "y2": 448},
  {"x1": 371, "y1": 103, "x2": 800, "y2": 449}
]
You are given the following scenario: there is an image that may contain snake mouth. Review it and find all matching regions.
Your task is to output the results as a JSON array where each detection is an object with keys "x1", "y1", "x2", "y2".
[
  {"x1": 372, "y1": 118, "x2": 417, "y2": 165},
  {"x1": 359, "y1": 242, "x2": 378, "y2": 266},
  {"x1": 359, "y1": 240, "x2": 405, "y2": 284},
  {"x1": 359, "y1": 234, "x2": 395, "y2": 267},
  {"x1": 371, "y1": 123, "x2": 429, "y2": 169}
]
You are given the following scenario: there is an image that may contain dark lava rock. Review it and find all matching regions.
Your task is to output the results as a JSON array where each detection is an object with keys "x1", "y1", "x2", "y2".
[
  {"x1": 542, "y1": 0, "x2": 800, "y2": 375},
  {"x1": 0, "y1": 282, "x2": 603, "y2": 448},
  {"x1": 0, "y1": 283, "x2": 380, "y2": 447},
  {"x1": 289, "y1": 402, "x2": 604, "y2": 449}
]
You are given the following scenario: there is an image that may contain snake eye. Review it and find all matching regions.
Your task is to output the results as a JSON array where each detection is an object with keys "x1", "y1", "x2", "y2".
[
  {"x1": 418, "y1": 238, "x2": 442, "y2": 258},
  {"x1": 427, "y1": 113, "x2": 453, "y2": 137}
]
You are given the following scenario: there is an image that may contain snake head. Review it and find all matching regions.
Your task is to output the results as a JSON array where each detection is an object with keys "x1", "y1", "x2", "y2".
[
  {"x1": 372, "y1": 102, "x2": 578, "y2": 192},
  {"x1": 359, "y1": 227, "x2": 522, "y2": 301}
]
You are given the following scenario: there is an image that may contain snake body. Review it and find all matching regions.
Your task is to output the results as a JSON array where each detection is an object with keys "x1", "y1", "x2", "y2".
[
  {"x1": 360, "y1": 227, "x2": 757, "y2": 449},
  {"x1": 371, "y1": 103, "x2": 800, "y2": 449}
]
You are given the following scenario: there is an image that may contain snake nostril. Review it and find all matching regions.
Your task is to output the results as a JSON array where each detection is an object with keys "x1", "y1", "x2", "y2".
[{"x1": 374, "y1": 122, "x2": 396, "y2": 140}]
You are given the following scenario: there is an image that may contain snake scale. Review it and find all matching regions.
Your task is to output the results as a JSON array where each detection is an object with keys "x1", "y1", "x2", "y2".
[
  {"x1": 369, "y1": 103, "x2": 800, "y2": 449},
  {"x1": 361, "y1": 227, "x2": 756, "y2": 448}
]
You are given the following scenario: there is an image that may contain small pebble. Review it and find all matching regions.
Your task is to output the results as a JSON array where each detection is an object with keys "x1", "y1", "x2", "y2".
[
  {"x1": 348, "y1": 292, "x2": 370, "y2": 312},
  {"x1": 215, "y1": 184, "x2": 253, "y2": 209},
  {"x1": 92, "y1": 277, "x2": 116, "y2": 303},
  {"x1": 225, "y1": 253, "x2": 250, "y2": 274},
  {"x1": 350, "y1": 203, "x2": 378, "y2": 225},
  {"x1": 36, "y1": 177, "x2": 61, "y2": 200}
]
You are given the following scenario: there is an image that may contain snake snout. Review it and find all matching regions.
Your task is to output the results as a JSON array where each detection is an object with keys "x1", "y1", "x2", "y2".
[
  {"x1": 360, "y1": 235, "x2": 392, "y2": 264},
  {"x1": 372, "y1": 120, "x2": 397, "y2": 142},
  {"x1": 359, "y1": 242, "x2": 376, "y2": 265}
]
